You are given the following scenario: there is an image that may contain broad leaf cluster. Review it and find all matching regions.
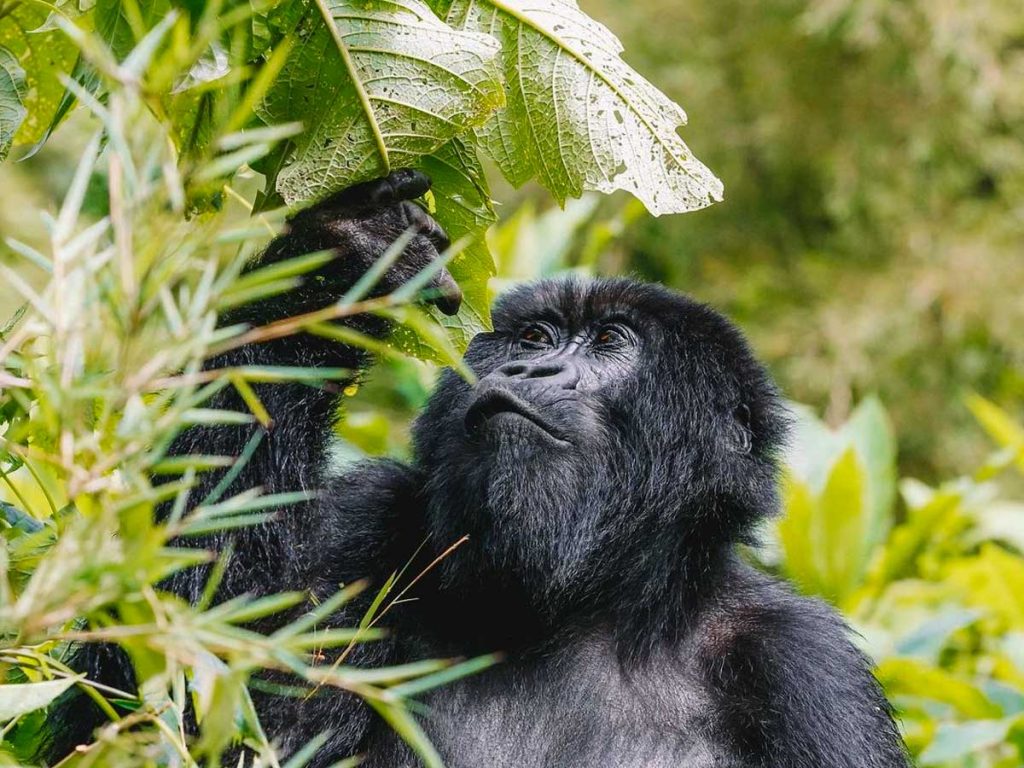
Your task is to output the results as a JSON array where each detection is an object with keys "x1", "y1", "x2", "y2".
[{"x1": 0, "y1": 0, "x2": 721, "y2": 351}]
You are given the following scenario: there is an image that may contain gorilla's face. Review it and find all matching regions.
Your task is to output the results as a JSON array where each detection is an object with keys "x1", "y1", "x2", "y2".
[
  {"x1": 463, "y1": 312, "x2": 641, "y2": 451},
  {"x1": 413, "y1": 277, "x2": 785, "y2": 611}
]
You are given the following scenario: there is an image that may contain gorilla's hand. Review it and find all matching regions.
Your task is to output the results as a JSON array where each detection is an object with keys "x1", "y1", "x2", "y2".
[{"x1": 263, "y1": 169, "x2": 461, "y2": 316}]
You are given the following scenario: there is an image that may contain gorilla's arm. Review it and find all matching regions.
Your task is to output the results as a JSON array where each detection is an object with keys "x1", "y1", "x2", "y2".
[
  {"x1": 43, "y1": 171, "x2": 446, "y2": 764},
  {"x1": 162, "y1": 169, "x2": 452, "y2": 605},
  {"x1": 707, "y1": 571, "x2": 909, "y2": 767}
]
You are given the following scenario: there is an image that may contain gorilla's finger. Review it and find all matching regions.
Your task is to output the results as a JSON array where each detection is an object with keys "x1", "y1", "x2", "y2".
[
  {"x1": 387, "y1": 169, "x2": 432, "y2": 202},
  {"x1": 426, "y1": 268, "x2": 463, "y2": 316},
  {"x1": 402, "y1": 201, "x2": 451, "y2": 252},
  {"x1": 317, "y1": 170, "x2": 432, "y2": 211}
]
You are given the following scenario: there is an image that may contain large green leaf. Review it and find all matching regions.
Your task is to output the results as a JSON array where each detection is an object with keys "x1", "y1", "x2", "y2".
[
  {"x1": 814, "y1": 448, "x2": 868, "y2": 603},
  {"x1": 440, "y1": 0, "x2": 723, "y2": 215},
  {"x1": 260, "y1": 0, "x2": 504, "y2": 206},
  {"x1": 844, "y1": 396, "x2": 896, "y2": 568},
  {"x1": 417, "y1": 138, "x2": 496, "y2": 344},
  {"x1": 0, "y1": 3, "x2": 78, "y2": 146},
  {"x1": 23, "y1": 0, "x2": 173, "y2": 158},
  {"x1": 0, "y1": 45, "x2": 26, "y2": 161},
  {"x1": 360, "y1": 140, "x2": 496, "y2": 362}
]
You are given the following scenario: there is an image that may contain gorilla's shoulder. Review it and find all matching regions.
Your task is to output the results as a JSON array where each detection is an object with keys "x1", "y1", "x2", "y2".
[
  {"x1": 695, "y1": 561, "x2": 903, "y2": 763},
  {"x1": 698, "y1": 561, "x2": 866, "y2": 673}
]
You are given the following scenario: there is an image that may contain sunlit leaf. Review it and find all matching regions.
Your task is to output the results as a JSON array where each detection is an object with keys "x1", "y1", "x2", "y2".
[
  {"x1": 0, "y1": 3, "x2": 78, "y2": 145},
  {"x1": 875, "y1": 658, "x2": 1000, "y2": 720},
  {"x1": 967, "y1": 394, "x2": 1024, "y2": 473},
  {"x1": 777, "y1": 472, "x2": 822, "y2": 596},
  {"x1": 816, "y1": 448, "x2": 869, "y2": 603},
  {"x1": 948, "y1": 544, "x2": 1024, "y2": 629},
  {"x1": 844, "y1": 396, "x2": 896, "y2": 565},
  {"x1": 260, "y1": 0, "x2": 504, "y2": 206},
  {"x1": 440, "y1": 0, "x2": 723, "y2": 214},
  {"x1": 0, "y1": 46, "x2": 27, "y2": 161},
  {"x1": 416, "y1": 139, "x2": 497, "y2": 347}
]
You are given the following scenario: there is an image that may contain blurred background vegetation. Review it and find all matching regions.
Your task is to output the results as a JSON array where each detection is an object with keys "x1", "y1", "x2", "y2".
[
  {"x1": 2, "y1": 0, "x2": 1024, "y2": 765},
  {"x1": 316, "y1": 0, "x2": 1024, "y2": 762}
]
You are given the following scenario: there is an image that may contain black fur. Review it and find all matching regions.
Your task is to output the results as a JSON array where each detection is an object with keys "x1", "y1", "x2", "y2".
[{"x1": 44, "y1": 171, "x2": 909, "y2": 767}]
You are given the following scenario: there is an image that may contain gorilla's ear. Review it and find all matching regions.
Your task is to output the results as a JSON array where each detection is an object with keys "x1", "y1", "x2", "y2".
[{"x1": 731, "y1": 404, "x2": 753, "y2": 454}]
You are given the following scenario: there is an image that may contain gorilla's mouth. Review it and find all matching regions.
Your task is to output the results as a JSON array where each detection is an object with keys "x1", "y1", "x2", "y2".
[{"x1": 464, "y1": 389, "x2": 568, "y2": 443}]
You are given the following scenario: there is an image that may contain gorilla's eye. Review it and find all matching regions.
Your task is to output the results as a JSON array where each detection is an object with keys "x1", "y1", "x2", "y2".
[
  {"x1": 593, "y1": 324, "x2": 628, "y2": 347},
  {"x1": 519, "y1": 324, "x2": 554, "y2": 348}
]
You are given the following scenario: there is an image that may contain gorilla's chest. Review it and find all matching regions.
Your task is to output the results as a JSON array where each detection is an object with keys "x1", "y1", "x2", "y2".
[{"x1": 363, "y1": 634, "x2": 736, "y2": 768}]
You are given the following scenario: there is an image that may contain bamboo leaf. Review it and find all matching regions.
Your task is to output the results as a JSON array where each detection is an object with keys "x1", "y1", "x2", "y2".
[{"x1": 0, "y1": 677, "x2": 78, "y2": 721}]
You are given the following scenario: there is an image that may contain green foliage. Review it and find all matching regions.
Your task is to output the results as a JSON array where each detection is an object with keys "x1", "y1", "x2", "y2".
[
  {"x1": 0, "y1": 0, "x2": 77, "y2": 146},
  {"x1": 256, "y1": 0, "x2": 504, "y2": 206},
  {"x1": 0, "y1": 46, "x2": 25, "y2": 162},
  {"x1": 438, "y1": 0, "x2": 723, "y2": 213},
  {"x1": 0, "y1": 0, "x2": 722, "y2": 360},
  {"x1": 0, "y1": 18, "x2": 491, "y2": 767},
  {"x1": 766, "y1": 395, "x2": 1024, "y2": 766}
]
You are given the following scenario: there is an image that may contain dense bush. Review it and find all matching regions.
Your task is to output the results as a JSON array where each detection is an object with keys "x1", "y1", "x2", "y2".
[{"x1": 771, "y1": 397, "x2": 1024, "y2": 765}]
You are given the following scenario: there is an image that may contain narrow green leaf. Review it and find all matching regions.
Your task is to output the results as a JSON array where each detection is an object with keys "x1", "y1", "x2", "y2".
[
  {"x1": 179, "y1": 512, "x2": 276, "y2": 537},
  {"x1": 367, "y1": 698, "x2": 443, "y2": 768},
  {"x1": 151, "y1": 455, "x2": 236, "y2": 474},
  {"x1": 195, "y1": 490, "x2": 312, "y2": 519},
  {"x1": 275, "y1": 581, "x2": 367, "y2": 639},
  {"x1": 215, "y1": 591, "x2": 306, "y2": 626},
  {"x1": 0, "y1": 677, "x2": 78, "y2": 721},
  {"x1": 283, "y1": 731, "x2": 333, "y2": 768},
  {"x1": 388, "y1": 653, "x2": 499, "y2": 698}
]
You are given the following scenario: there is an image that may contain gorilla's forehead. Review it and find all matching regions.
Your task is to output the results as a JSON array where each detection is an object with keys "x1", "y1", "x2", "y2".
[{"x1": 491, "y1": 276, "x2": 690, "y2": 333}]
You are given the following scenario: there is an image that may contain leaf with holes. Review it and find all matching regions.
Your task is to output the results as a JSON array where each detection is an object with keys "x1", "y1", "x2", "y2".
[
  {"x1": 439, "y1": 0, "x2": 723, "y2": 215},
  {"x1": 0, "y1": 46, "x2": 26, "y2": 161},
  {"x1": 0, "y1": 3, "x2": 78, "y2": 146},
  {"x1": 258, "y1": 0, "x2": 504, "y2": 206}
]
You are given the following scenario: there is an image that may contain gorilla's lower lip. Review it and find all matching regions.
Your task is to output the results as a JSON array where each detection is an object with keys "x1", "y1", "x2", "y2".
[{"x1": 464, "y1": 390, "x2": 568, "y2": 443}]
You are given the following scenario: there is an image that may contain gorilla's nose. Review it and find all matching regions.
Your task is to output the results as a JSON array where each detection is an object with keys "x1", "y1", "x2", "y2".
[
  {"x1": 496, "y1": 358, "x2": 580, "y2": 390},
  {"x1": 428, "y1": 269, "x2": 463, "y2": 316}
]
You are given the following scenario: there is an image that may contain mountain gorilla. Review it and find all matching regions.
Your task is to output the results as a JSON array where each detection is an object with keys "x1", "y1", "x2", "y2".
[{"x1": 48, "y1": 171, "x2": 909, "y2": 767}]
